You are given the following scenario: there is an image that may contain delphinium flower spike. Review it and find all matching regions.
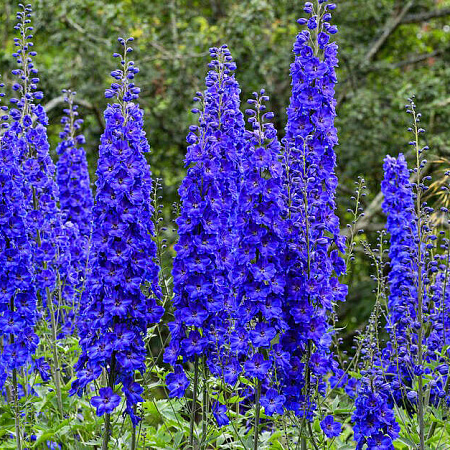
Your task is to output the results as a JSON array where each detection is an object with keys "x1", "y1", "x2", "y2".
[
  {"x1": 382, "y1": 153, "x2": 418, "y2": 349},
  {"x1": 280, "y1": 0, "x2": 346, "y2": 420},
  {"x1": 56, "y1": 90, "x2": 93, "y2": 239},
  {"x1": 228, "y1": 91, "x2": 285, "y2": 416},
  {"x1": 224, "y1": 90, "x2": 287, "y2": 440},
  {"x1": 8, "y1": 3, "x2": 71, "y2": 415},
  {"x1": 72, "y1": 38, "x2": 163, "y2": 431},
  {"x1": 381, "y1": 153, "x2": 420, "y2": 408},
  {"x1": 56, "y1": 90, "x2": 93, "y2": 319},
  {"x1": 351, "y1": 240, "x2": 400, "y2": 449},
  {"x1": 381, "y1": 101, "x2": 445, "y2": 446},
  {"x1": 0, "y1": 75, "x2": 38, "y2": 391},
  {"x1": 165, "y1": 45, "x2": 244, "y2": 393}
]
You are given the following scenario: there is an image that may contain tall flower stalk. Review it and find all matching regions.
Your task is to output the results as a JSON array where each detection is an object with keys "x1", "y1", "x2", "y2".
[
  {"x1": 56, "y1": 89, "x2": 93, "y2": 321},
  {"x1": 0, "y1": 75, "x2": 38, "y2": 449},
  {"x1": 232, "y1": 91, "x2": 285, "y2": 448},
  {"x1": 280, "y1": 0, "x2": 346, "y2": 432},
  {"x1": 164, "y1": 45, "x2": 244, "y2": 446},
  {"x1": 72, "y1": 37, "x2": 163, "y2": 447},
  {"x1": 9, "y1": 3, "x2": 68, "y2": 416},
  {"x1": 381, "y1": 100, "x2": 431, "y2": 449}
]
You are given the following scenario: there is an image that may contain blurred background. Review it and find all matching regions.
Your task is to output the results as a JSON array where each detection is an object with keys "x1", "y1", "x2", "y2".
[{"x1": 0, "y1": 0, "x2": 449, "y2": 342}]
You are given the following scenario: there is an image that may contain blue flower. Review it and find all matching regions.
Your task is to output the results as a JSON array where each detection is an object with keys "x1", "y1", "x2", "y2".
[
  {"x1": 8, "y1": 4, "x2": 74, "y2": 340},
  {"x1": 56, "y1": 90, "x2": 93, "y2": 239},
  {"x1": 261, "y1": 388, "x2": 286, "y2": 416},
  {"x1": 166, "y1": 45, "x2": 245, "y2": 381},
  {"x1": 352, "y1": 380, "x2": 398, "y2": 448},
  {"x1": 0, "y1": 16, "x2": 40, "y2": 386},
  {"x1": 90, "y1": 387, "x2": 121, "y2": 416},
  {"x1": 382, "y1": 153, "x2": 418, "y2": 346},
  {"x1": 73, "y1": 38, "x2": 163, "y2": 421},
  {"x1": 212, "y1": 402, "x2": 230, "y2": 427},
  {"x1": 55, "y1": 90, "x2": 93, "y2": 326},
  {"x1": 320, "y1": 415, "x2": 341, "y2": 438},
  {"x1": 244, "y1": 353, "x2": 271, "y2": 381},
  {"x1": 279, "y1": 0, "x2": 346, "y2": 416},
  {"x1": 166, "y1": 365, "x2": 190, "y2": 398}
]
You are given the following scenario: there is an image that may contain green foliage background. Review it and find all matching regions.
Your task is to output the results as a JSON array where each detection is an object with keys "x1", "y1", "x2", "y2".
[{"x1": 0, "y1": 0, "x2": 449, "y2": 340}]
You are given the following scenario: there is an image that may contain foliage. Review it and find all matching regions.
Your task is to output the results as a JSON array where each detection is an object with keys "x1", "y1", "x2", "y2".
[{"x1": 1, "y1": 1, "x2": 450, "y2": 449}]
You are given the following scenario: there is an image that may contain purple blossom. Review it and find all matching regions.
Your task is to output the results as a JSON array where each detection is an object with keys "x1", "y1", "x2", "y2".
[
  {"x1": 261, "y1": 388, "x2": 286, "y2": 416},
  {"x1": 165, "y1": 45, "x2": 245, "y2": 386},
  {"x1": 166, "y1": 365, "x2": 190, "y2": 398},
  {"x1": 320, "y1": 415, "x2": 341, "y2": 438},
  {"x1": 72, "y1": 39, "x2": 163, "y2": 421},
  {"x1": 91, "y1": 387, "x2": 121, "y2": 416},
  {"x1": 212, "y1": 402, "x2": 230, "y2": 427},
  {"x1": 279, "y1": 0, "x2": 346, "y2": 416}
]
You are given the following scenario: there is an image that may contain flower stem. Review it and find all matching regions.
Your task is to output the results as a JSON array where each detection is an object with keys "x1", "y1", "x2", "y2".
[
  {"x1": 12, "y1": 368, "x2": 22, "y2": 450},
  {"x1": 131, "y1": 422, "x2": 136, "y2": 450},
  {"x1": 102, "y1": 413, "x2": 111, "y2": 450},
  {"x1": 201, "y1": 362, "x2": 208, "y2": 449},
  {"x1": 102, "y1": 355, "x2": 116, "y2": 450},
  {"x1": 412, "y1": 104, "x2": 425, "y2": 450},
  {"x1": 46, "y1": 285, "x2": 64, "y2": 417},
  {"x1": 253, "y1": 379, "x2": 262, "y2": 450},
  {"x1": 131, "y1": 404, "x2": 137, "y2": 450},
  {"x1": 189, "y1": 356, "x2": 199, "y2": 449}
]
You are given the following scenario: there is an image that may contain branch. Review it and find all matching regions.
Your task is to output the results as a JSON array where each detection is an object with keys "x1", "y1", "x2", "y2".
[
  {"x1": 372, "y1": 48, "x2": 444, "y2": 70},
  {"x1": 402, "y1": 7, "x2": 450, "y2": 24},
  {"x1": 337, "y1": 1, "x2": 415, "y2": 108},
  {"x1": 44, "y1": 95, "x2": 104, "y2": 130},
  {"x1": 363, "y1": 0, "x2": 415, "y2": 66},
  {"x1": 60, "y1": 15, "x2": 109, "y2": 45},
  {"x1": 142, "y1": 41, "x2": 209, "y2": 62}
]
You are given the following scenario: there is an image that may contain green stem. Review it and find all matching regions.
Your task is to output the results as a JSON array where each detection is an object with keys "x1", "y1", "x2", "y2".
[
  {"x1": 201, "y1": 363, "x2": 208, "y2": 449},
  {"x1": 307, "y1": 421, "x2": 320, "y2": 450},
  {"x1": 413, "y1": 106, "x2": 425, "y2": 450},
  {"x1": 102, "y1": 354, "x2": 116, "y2": 450},
  {"x1": 253, "y1": 379, "x2": 262, "y2": 450},
  {"x1": 130, "y1": 416, "x2": 137, "y2": 450},
  {"x1": 46, "y1": 285, "x2": 64, "y2": 417},
  {"x1": 102, "y1": 413, "x2": 111, "y2": 450},
  {"x1": 189, "y1": 356, "x2": 199, "y2": 449},
  {"x1": 12, "y1": 368, "x2": 22, "y2": 450}
]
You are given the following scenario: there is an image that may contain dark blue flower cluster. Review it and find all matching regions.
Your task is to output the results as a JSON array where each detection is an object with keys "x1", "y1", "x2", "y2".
[
  {"x1": 0, "y1": 78, "x2": 38, "y2": 388},
  {"x1": 428, "y1": 270, "x2": 450, "y2": 356},
  {"x1": 56, "y1": 90, "x2": 93, "y2": 240},
  {"x1": 227, "y1": 91, "x2": 285, "y2": 413},
  {"x1": 72, "y1": 39, "x2": 163, "y2": 424},
  {"x1": 56, "y1": 90, "x2": 93, "y2": 312},
  {"x1": 381, "y1": 154, "x2": 418, "y2": 348},
  {"x1": 279, "y1": 0, "x2": 346, "y2": 417},
  {"x1": 352, "y1": 379, "x2": 399, "y2": 449},
  {"x1": 9, "y1": 4, "x2": 71, "y2": 315},
  {"x1": 165, "y1": 45, "x2": 245, "y2": 395}
]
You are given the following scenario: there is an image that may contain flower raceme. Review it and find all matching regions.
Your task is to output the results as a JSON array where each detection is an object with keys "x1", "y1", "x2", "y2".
[
  {"x1": 381, "y1": 153, "x2": 418, "y2": 347},
  {"x1": 0, "y1": 77, "x2": 38, "y2": 388},
  {"x1": 55, "y1": 90, "x2": 93, "y2": 331},
  {"x1": 9, "y1": 4, "x2": 74, "y2": 329},
  {"x1": 56, "y1": 90, "x2": 93, "y2": 240},
  {"x1": 279, "y1": 0, "x2": 346, "y2": 418},
  {"x1": 72, "y1": 38, "x2": 163, "y2": 424},
  {"x1": 165, "y1": 45, "x2": 245, "y2": 396},
  {"x1": 223, "y1": 90, "x2": 286, "y2": 418}
]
